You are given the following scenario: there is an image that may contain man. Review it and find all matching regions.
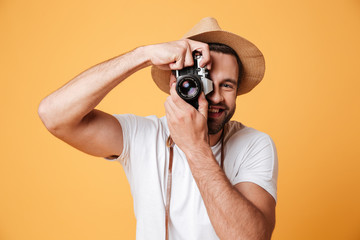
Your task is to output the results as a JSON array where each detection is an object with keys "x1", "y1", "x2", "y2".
[{"x1": 38, "y1": 17, "x2": 278, "y2": 240}]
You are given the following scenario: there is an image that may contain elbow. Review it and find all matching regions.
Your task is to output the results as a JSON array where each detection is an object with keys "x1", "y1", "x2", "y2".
[
  {"x1": 38, "y1": 98, "x2": 61, "y2": 135},
  {"x1": 234, "y1": 217, "x2": 274, "y2": 240},
  {"x1": 255, "y1": 217, "x2": 274, "y2": 240},
  {"x1": 247, "y1": 215, "x2": 273, "y2": 240}
]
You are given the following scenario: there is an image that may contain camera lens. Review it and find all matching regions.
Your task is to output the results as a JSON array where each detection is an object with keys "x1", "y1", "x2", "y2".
[
  {"x1": 177, "y1": 77, "x2": 201, "y2": 99},
  {"x1": 181, "y1": 80, "x2": 197, "y2": 97}
]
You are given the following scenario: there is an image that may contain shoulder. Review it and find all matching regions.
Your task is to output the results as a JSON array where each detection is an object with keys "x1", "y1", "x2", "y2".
[
  {"x1": 225, "y1": 121, "x2": 275, "y2": 147},
  {"x1": 223, "y1": 121, "x2": 278, "y2": 170}
]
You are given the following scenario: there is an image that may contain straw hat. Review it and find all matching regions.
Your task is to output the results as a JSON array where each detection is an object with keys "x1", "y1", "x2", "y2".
[{"x1": 151, "y1": 17, "x2": 265, "y2": 95}]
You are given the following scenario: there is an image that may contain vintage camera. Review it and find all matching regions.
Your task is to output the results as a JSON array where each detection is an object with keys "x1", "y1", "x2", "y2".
[{"x1": 174, "y1": 52, "x2": 213, "y2": 109}]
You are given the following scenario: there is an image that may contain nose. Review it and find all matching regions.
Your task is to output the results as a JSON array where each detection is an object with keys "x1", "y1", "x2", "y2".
[{"x1": 206, "y1": 87, "x2": 224, "y2": 104}]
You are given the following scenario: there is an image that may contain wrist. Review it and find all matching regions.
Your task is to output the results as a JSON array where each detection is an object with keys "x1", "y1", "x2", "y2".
[
  {"x1": 132, "y1": 45, "x2": 153, "y2": 68},
  {"x1": 184, "y1": 140, "x2": 212, "y2": 163}
]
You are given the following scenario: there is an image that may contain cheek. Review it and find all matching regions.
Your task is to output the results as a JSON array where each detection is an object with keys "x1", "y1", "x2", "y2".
[
  {"x1": 225, "y1": 94, "x2": 237, "y2": 110},
  {"x1": 228, "y1": 102, "x2": 236, "y2": 111}
]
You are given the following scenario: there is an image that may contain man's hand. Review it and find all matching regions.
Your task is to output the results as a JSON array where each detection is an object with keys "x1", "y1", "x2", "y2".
[
  {"x1": 144, "y1": 39, "x2": 211, "y2": 70},
  {"x1": 164, "y1": 82, "x2": 209, "y2": 154}
]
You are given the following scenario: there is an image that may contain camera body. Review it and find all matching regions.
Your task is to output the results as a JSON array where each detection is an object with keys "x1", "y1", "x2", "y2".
[{"x1": 174, "y1": 53, "x2": 213, "y2": 109}]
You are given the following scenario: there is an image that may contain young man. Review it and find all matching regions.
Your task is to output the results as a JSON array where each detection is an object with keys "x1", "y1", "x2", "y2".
[{"x1": 38, "y1": 17, "x2": 278, "y2": 240}]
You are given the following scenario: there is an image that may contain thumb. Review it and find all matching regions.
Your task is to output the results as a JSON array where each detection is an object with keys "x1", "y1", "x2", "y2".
[{"x1": 198, "y1": 92, "x2": 208, "y2": 119}]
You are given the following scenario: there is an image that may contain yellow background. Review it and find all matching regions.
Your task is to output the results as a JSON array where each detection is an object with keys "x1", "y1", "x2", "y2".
[{"x1": 1, "y1": 0, "x2": 360, "y2": 239}]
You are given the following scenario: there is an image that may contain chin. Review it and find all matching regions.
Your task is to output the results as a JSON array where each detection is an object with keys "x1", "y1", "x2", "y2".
[
  {"x1": 207, "y1": 108, "x2": 235, "y2": 135},
  {"x1": 208, "y1": 121, "x2": 224, "y2": 135}
]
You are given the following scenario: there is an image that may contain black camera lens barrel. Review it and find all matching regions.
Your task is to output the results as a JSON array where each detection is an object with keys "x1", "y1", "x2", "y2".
[
  {"x1": 176, "y1": 76, "x2": 202, "y2": 99},
  {"x1": 175, "y1": 75, "x2": 202, "y2": 109},
  {"x1": 174, "y1": 52, "x2": 211, "y2": 110}
]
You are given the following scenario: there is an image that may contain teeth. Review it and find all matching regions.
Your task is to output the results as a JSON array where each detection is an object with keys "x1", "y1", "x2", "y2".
[{"x1": 208, "y1": 108, "x2": 219, "y2": 113}]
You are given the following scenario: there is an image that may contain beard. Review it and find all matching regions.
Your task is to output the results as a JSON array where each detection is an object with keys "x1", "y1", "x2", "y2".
[{"x1": 207, "y1": 104, "x2": 236, "y2": 135}]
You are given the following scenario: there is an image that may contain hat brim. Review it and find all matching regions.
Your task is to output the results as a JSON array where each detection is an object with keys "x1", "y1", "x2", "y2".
[{"x1": 151, "y1": 30, "x2": 265, "y2": 96}]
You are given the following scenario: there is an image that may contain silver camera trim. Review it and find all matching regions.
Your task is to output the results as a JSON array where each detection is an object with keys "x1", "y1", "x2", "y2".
[
  {"x1": 175, "y1": 54, "x2": 213, "y2": 96},
  {"x1": 195, "y1": 55, "x2": 213, "y2": 95}
]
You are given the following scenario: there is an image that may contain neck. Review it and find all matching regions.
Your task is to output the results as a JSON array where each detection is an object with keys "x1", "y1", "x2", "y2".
[{"x1": 209, "y1": 129, "x2": 223, "y2": 147}]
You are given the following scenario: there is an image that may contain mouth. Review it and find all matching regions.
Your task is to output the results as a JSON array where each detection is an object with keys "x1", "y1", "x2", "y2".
[
  {"x1": 208, "y1": 108, "x2": 221, "y2": 113},
  {"x1": 208, "y1": 106, "x2": 225, "y2": 118}
]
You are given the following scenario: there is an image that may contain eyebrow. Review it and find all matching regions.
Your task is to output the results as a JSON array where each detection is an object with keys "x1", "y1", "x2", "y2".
[{"x1": 223, "y1": 78, "x2": 237, "y2": 86}]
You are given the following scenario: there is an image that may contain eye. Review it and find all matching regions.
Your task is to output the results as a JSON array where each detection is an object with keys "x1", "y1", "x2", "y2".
[{"x1": 221, "y1": 83, "x2": 234, "y2": 89}]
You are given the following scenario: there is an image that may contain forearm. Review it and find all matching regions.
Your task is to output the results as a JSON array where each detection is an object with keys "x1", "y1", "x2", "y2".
[
  {"x1": 38, "y1": 46, "x2": 151, "y2": 130},
  {"x1": 185, "y1": 144, "x2": 271, "y2": 240}
]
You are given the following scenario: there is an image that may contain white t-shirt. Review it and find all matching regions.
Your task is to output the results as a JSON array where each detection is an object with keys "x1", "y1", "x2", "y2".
[{"x1": 108, "y1": 114, "x2": 278, "y2": 240}]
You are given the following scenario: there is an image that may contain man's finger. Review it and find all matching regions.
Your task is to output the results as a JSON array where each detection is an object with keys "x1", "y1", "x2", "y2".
[
  {"x1": 164, "y1": 96, "x2": 178, "y2": 123},
  {"x1": 197, "y1": 45, "x2": 211, "y2": 69},
  {"x1": 198, "y1": 92, "x2": 208, "y2": 120},
  {"x1": 168, "y1": 46, "x2": 187, "y2": 70},
  {"x1": 184, "y1": 44, "x2": 194, "y2": 68},
  {"x1": 187, "y1": 40, "x2": 211, "y2": 69},
  {"x1": 169, "y1": 82, "x2": 193, "y2": 111},
  {"x1": 169, "y1": 56, "x2": 184, "y2": 70}
]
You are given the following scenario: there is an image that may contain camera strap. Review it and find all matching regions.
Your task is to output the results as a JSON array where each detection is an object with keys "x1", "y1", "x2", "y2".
[
  {"x1": 165, "y1": 136, "x2": 174, "y2": 240},
  {"x1": 165, "y1": 130, "x2": 225, "y2": 240}
]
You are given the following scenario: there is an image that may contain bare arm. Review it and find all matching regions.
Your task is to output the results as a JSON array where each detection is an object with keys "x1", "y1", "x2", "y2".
[
  {"x1": 38, "y1": 39, "x2": 211, "y2": 158},
  {"x1": 165, "y1": 84, "x2": 275, "y2": 239},
  {"x1": 38, "y1": 48, "x2": 151, "y2": 158},
  {"x1": 185, "y1": 145, "x2": 275, "y2": 240}
]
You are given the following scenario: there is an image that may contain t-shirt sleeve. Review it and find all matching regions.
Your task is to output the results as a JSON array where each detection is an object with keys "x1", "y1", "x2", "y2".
[
  {"x1": 231, "y1": 133, "x2": 278, "y2": 202},
  {"x1": 104, "y1": 114, "x2": 160, "y2": 166}
]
